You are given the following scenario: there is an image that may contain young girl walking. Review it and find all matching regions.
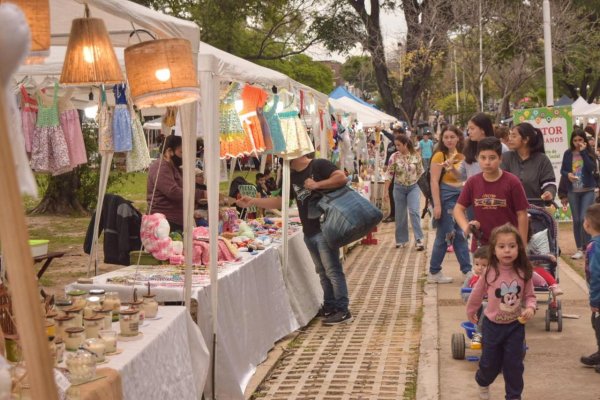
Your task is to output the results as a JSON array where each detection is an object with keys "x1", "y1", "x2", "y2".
[{"x1": 466, "y1": 223, "x2": 537, "y2": 400}]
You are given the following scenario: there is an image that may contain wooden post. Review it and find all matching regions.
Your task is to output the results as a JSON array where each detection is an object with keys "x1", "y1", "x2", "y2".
[{"x1": 0, "y1": 91, "x2": 58, "y2": 398}]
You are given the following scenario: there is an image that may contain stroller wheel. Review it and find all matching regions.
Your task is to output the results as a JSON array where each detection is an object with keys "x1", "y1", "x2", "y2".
[
  {"x1": 451, "y1": 333, "x2": 466, "y2": 360},
  {"x1": 545, "y1": 309, "x2": 550, "y2": 331},
  {"x1": 557, "y1": 308, "x2": 563, "y2": 332}
]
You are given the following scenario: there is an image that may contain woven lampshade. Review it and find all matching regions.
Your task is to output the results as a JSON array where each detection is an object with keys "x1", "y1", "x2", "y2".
[
  {"x1": 60, "y1": 16, "x2": 123, "y2": 85},
  {"x1": 125, "y1": 38, "x2": 199, "y2": 109},
  {"x1": 1, "y1": 0, "x2": 50, "y2": 63}
]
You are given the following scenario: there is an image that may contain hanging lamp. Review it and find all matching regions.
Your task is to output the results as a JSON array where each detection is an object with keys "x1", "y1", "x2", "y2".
[
  {"x1": 60, "y1": 5, "x2": 123, "y2": 85},
  {"x1": 124, "y1": 37, "x2": 199, "y2": 108},
  {"x1": 1, "y1": 0, "x2": 50, "y2": 64}
]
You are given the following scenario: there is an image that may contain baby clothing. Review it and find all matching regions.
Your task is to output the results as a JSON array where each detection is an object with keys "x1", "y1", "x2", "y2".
[
  {"x1": 263, "y1": 94, "x2": 287, "y2": 154},
  {"x1": 276, "y1": 94, "x2": 314, "y2": 159},
  {"x1": 30, "y1": 83, "x2": 71, "y2": 174},
  {"x1": 58, "y1": 87, "x2": 87, "y2": 169},
  {"x1": 97, "y1": 87, "x2": 113, "y2": 154},
  {"x1": 112, "y1": 84, "x2": 132, "y2": 152},
  {"x1": 219, "y1": 83, "x2": 255, "y2": 158},
  {"x1": 127, "y1": 109, "x2": 152, "y2": 172},
  {"x1": 239, "y1": 84, "x2": 268, "y2": 153}
]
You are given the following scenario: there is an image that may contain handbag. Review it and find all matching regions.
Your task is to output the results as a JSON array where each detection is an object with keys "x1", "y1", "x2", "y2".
[{"x1": 315, "y1": 186, "x2": 383, "y2": 248}]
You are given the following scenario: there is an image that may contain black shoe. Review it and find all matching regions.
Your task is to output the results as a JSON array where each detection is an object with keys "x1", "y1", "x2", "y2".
[
  {"x1": 318, "y1": 305, "x2": 336, "y2": 318},
  {"x1": 596, "y1": 364, "x2": 600, "y2": 373},
  {"x1": 383, "y1": 216, "x2": 395, "y2": 223},
  {"x1": 581, "y1": 352, "x2": 600, "y2": 366},
  {"x1": 323, "y1": 310, "x2": 353, "y2": 325}
]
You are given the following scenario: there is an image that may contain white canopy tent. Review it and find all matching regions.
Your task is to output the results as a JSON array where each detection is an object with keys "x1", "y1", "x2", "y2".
[{"x1": 329, "y1": 96, "x2": 397, "y2": 127}]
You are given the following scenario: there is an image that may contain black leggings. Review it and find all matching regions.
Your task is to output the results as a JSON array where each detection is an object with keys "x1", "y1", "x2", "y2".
[{"x1": 387, "y1": 173, "x2": 395, "y2": 218}]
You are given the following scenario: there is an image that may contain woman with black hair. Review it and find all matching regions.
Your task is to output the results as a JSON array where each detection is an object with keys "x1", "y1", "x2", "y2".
[
  {"x1": 501, "y1": 122, "x2": 556, "y2": 205},
  {"x1": 561, "y1": 128, "x2": 598, "y2": 259},
  {"x1": 459, "y1": 113, "x2": 498, "y2": 180}
]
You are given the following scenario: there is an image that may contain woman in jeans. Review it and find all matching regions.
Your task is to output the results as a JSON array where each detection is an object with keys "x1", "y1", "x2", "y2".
[
  {"x1": 428, "y1": 126, "x2": 471, "y2": 283},
  {"x1": 560, "y1": 128, "x2": 598, "y2": 259},
  {"x1": 385, "y1": 134, "x2": 425, "y2": 250}
]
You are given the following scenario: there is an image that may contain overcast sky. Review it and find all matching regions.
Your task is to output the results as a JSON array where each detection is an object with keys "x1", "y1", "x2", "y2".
[{"x1": 306, "y1": 7, "x2": 407, "y2": 63}]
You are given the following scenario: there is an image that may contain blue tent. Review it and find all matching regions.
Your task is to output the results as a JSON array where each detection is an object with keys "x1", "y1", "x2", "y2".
[{"x1": 329, "y1": 86, "x2": 377, "y2": 109}]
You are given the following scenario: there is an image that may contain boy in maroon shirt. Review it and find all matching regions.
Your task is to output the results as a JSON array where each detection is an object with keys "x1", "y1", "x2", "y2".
[{"x1": 454, "y1": 137, "x2": 529, "y2": 251}]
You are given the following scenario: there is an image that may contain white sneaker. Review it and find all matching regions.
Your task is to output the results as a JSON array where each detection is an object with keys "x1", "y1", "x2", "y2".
[
  {"x1": 571, "y1": 250, "x2": 584, "y2": 260},
  {"x1": 478, "y1": 385, "x2": 490, "y2": 400},
  {"x1": 427, "y1": 271, "x2": 453, "y2": 284}
]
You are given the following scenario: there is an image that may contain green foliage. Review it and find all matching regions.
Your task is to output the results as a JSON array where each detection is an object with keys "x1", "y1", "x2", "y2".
[
  {"x1": 341, "y1": 56, "x2": 378, "y2": 98},
  {"x1": 259, "y1": 55, "x2": 334, "y2": 94},
  {"x1": 435, "y1": 91, "x2": 477, "y2": 127}
]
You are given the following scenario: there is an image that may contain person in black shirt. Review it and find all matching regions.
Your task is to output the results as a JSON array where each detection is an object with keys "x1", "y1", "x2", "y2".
[
  {"x1": 236, "y1": 153, "x2": 353, "y2": 325},
  {"x1": 255, "y1": 173, "x2": 271, "y2": 198}
]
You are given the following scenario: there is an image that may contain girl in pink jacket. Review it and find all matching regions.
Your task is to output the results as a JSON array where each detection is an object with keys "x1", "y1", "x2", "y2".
[{"x1": 466, "y1": 223, "x2": 537, "y2": 400}]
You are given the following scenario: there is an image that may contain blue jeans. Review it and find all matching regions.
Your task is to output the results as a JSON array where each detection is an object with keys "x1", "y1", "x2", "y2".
[
  {"x1": 568, "y1": 190, "x2": 595, "y2": 249},
  {"x1": 393, "y1": 183, "x2": 423, "y2": 244},
  {"x1": 429, "y1": 184, "x2": 471, "y2": 274},
  {"x1": 476, "y1": 319, "x2": 525, "y2": 400},
  {"x1": 304, "y1": 232, "x2": 349, "y2": 312}
]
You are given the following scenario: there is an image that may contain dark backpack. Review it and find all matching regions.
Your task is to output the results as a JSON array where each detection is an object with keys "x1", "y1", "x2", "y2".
[{"x1": 417, "y1": 154, "x2": 445, "y2": 218}]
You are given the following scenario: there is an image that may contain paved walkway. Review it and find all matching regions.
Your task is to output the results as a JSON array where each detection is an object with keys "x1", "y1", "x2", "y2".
[{"x1": 255, "y1": 223, "x2": 426, "y2": 399}]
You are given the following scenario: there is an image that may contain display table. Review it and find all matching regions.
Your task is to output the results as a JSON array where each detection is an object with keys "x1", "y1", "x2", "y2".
[
  {"x1": 63, "y1": 306, "x2": 209, "y2": 400},
  {"x1": 67, "y1": 232, "x2": 322, "y2": 399}
]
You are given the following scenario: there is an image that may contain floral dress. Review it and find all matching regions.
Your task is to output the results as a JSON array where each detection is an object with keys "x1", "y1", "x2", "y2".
[{"x1": 219, "y1": 83, "x2": 255, "y2": 158}]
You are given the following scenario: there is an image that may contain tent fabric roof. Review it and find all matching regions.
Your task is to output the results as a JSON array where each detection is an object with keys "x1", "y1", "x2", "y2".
[
  {"x1": 330, "y1": 86, "x2": 376, "y2": 109},
  {"x1": 50, "y1": 0, "x2": 200, "y2": 51},
  {"x1": 329, "y1": 96, "x2": 396, "y2": 127}
]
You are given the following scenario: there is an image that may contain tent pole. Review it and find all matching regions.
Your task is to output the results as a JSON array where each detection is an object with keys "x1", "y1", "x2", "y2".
[
  {"x1": 281, "y1": 159, "x2": 291, "y2": 280},
  {"x1": 0, "y1": 85, "x2": 58, "y2": 399}
]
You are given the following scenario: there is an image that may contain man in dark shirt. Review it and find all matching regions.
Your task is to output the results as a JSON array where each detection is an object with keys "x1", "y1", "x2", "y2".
[{"x1": 236, "y1": 153, "x2": 353, "y2": 325}]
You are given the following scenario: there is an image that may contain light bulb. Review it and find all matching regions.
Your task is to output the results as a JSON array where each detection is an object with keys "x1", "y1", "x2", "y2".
[
  {"x1": 83, "y1": 46, "x2": 95, "y2": 64},
  {"x1": 84, "y1": 105, "x2": 98, "y2": 119},
  {"x1": 155, "y1": 68, "x2": 171, "y2": 82},
  {"x1": 234, "y1": 99, "x2": 244, "y2": 113}
]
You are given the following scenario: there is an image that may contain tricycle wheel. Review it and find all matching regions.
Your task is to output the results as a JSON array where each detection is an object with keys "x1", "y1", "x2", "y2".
[
  {"x1": 451, "y1": 333, "x2": 465, "y2": 360},
  {"x1": 545, "y1": 309, "x2": 550, "y2": 331}
]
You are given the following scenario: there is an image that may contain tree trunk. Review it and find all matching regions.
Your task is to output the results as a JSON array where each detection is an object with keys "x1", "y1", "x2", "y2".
[{"x1": 30, "y1": 170, "x2": 86, "y2": 215}]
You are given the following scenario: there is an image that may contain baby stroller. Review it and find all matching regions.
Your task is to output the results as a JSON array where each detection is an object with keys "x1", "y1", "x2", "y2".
[{"x1": 527, "y1": 204, "x2": 563, "y2": 332}]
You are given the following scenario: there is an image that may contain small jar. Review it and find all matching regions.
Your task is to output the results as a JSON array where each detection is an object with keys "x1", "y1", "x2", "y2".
[
  {"x1": 67, "y1": 290, "x2": 88, "y2": 309},
  {"x1": 83, "y1": 338, "x2": 106, "y2": 363},
  {"x1": 119, "y1": 309, "x2": 140, "y2": 337},
  {"x1": 45, "y1": 320, "x2": 56, "y2": 339},
  {"x1": 65, "y1": 306, "x2": 84, "y2": 327},
  {"x1": 98, "y1": 330, "x2": 117, "y2": 354},
  {"x1": 83, "y1": 315, "x2": 104, "y2": 339},
  {"x1": 64, "y1": 327, "x2": 85, "y2": 351},
  {"x1": 94, "y1": 307, "x2": 113, "y2": 330},
  {"x1": 104, "y1": 292, "x2": 121, "y2": 321},
  {"x1": 84, "y1": 296, "x2": 102, "y2": 318},
  {"x1": 45, "y1": 310, "x2": 58, "y2": 324},
  {"x1": 66, "y1": 350, "x2": 96, "y2": 384},
  {"x1": 88, "y1": 289, "x2": 106, "y2": 304},
  {"x1": 48, "y1": 336, "x2": 57, "y2": 366},
  {"x1": 55, "y1": 337, "x2": 65, "y2": 364},
  {"x1": 128, "y1": 299, "x2": 145, "y2": 321},
  {"x1": 142, "y1": 294, "x2": 159, "y2": 319},
  {"x1": 54, "y1": 315, "x2": 75, "y2": 340},
  {"x1": 55, "y1": 298, "x2": 73, "y2": 317}
]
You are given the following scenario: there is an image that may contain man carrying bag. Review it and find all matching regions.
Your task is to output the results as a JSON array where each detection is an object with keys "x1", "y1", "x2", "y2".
[{"x1": 236, "y1": 153, "x2": 353, "y2": 325}]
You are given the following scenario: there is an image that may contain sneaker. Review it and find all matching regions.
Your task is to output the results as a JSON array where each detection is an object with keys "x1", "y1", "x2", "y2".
[
  {"x1": 571, "y1": 250, "x2": 584, "y2": 260},
  {"x1": 549, "y1": 285, "x2": 564, "y2": 297},
  {"x1": 427, "y1": 271, "x2": 453, "y2": 284},
  {"x1": 318, "y1": 305, "x2": 336, "y2": 318},
  {"x1": 478, "y1": 385, "x2": 490, "y2": 400},
  {"x1": 581, "y1": 352, "x2": 600, "y2": 367},
  {"x1": 323, "y1": 310, "x2": 353, "y2": 326},
  {"x1": 383, "y1": 216, "x2": 395, "y2": 223},
  {"x1": 415, "y1": 239, "x2": 425, "y2": 251},
  {"x1": 396, "y1": 242, "x2": 408, "y2": 249}
]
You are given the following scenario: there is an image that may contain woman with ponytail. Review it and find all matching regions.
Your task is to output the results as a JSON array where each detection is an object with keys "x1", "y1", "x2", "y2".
[{"x1": 501, "y1": 122, "x2": 557, "y2": 204}]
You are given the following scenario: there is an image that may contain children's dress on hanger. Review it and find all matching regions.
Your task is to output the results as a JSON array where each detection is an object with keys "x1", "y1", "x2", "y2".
[
  {"x1": 97, "y1": 87, "x2": 113, "y2": 154},
  {"x1": 58, "y1": 87, "x2": 87, "y2": 169},
  {"x1": 126, "y1": 85, "x2": 151, "y2": 172},
  {"x1": 20, "y1": 85, "x2": 37, "y2": 154},
  {"x1": 239, "y1": 84, "x2": 268, "y2": 153},
  {"x1": 263, "y1": 94, "x2": 286, "y2": 154},
  {"x1": 219, "y1": 83, "x2": 255, "y2": 158},
  {"x1": 112, "y1": 83, "x2": 132, "y2": 152},
  {"x1": 276, "y1": 94, "x2": 314, "y2": 159},
  {"x1": 30, "y1": 83, "x2": 71, "y2": 174}
]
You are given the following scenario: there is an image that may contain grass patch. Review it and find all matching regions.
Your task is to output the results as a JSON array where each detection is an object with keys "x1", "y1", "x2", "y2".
[
  {"x1": 560, "y1": 254, "x2": 586, "y2": 279},
  {"x1": 38, "y1": 276, "x2": 55, "y2": 287},
  {"x1": 28, "y1": 217, "x2": 90, "y2": 250}
]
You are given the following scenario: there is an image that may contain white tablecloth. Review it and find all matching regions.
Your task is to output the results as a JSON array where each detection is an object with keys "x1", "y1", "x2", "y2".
[
  {"x1": 67, "y1": 232, "x2": 323, "y2": 400},
  {"x1": 84, "y1": 306, "x2": 209, "y2": 400}
]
